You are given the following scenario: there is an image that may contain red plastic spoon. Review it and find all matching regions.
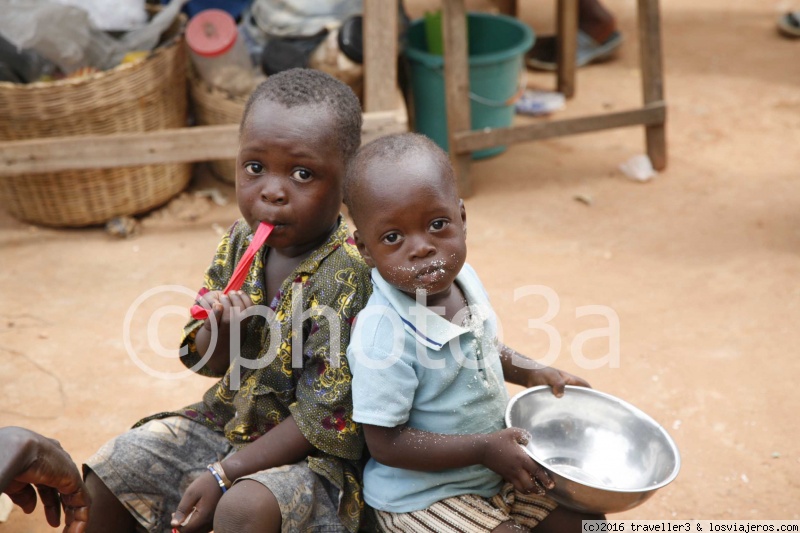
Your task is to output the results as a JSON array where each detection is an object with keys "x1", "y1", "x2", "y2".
[{"x1": 190, "y1": 222, "x2": 274, "y2": 320}]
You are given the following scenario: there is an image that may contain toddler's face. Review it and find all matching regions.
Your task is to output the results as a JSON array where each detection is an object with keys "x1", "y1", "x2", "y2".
[
  {"x1": 354, "y1": 153, "x2": 467, "y2": 299},
  {"x1": 236, "y1": 100, "x2": 345, "y2": 257}
]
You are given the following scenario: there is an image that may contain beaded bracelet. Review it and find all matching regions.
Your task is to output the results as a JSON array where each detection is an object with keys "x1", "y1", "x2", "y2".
[
  {"x1": 212, "y1": 461, "x2": 232, "y2": 489},
  {"x1": 206, "y1": 464, "x2": 227, "y2": 494}
]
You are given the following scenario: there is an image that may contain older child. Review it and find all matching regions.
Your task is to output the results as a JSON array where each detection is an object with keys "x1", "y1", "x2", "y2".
[
  {"x1": 84, "y1": 69, "x2": 372, "y2": 533},
  {"x1": 344, "y1": 133, "x2": 604, "y2": 532}
]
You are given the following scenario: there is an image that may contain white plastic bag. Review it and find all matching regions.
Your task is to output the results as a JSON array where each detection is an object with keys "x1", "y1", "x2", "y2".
[
  {"x1": 53, "y1": 0, "x2": 147, "y2": 31},
  {"x1": 619, "y1": 154, "x2": 657, "y2": 182},
  {"x1": 0, "y1": 0, "x2": 186, "y2": 73},
  {"x1": 250, "y1": 0, "x2": 362, "y2": 38}
]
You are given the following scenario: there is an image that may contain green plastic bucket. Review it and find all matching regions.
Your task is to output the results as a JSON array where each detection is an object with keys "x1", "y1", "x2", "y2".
[{"x1": 404, "y1": 12, "x2": 534, "y2": 159}]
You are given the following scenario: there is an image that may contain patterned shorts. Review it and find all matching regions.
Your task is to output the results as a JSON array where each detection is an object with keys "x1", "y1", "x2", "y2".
[
  {"x1": 85, "y1": 416, "x2": 346, "y2": 533},
  {"x1": 374, "y1": 484, "x2": 557, "y2": 533}
]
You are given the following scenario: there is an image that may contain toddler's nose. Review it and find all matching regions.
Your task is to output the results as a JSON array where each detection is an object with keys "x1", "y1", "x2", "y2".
[{"x1": 409, "y1": 237, "x2": 436, "y2": 259}]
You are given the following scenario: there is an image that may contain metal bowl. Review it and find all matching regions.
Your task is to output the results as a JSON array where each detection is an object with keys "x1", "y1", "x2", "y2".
[{"x1": 505, "y1": 386, "x2": 680, "y2": 514}]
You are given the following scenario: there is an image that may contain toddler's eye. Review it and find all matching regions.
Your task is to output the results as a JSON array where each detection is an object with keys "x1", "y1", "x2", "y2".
[
  {"x1": 430, "y1": 219, "x2": 449, "y2": 231},
  {"x1": 382, "y1": 233, "x2": 401, "y2": 245},
  {"x1": 244, "y1": 162, "x2": 264, "y2": 175},
  {"x1": 291, "y1": 168, "x2": 312, "y2": 182}
]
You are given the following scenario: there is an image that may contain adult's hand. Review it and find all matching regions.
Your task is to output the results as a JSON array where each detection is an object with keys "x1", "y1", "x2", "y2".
[{"x1": 0, "y1": 426, "x2": 90, "y2": 532}]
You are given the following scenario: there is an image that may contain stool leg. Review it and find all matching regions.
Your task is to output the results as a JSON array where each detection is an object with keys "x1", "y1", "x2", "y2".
[
  {"x1": 494, "y1": 0, "x2": 518, "y2": 16},
  {"x1": 557, "y1": 0, "x2": 578, "y2": 98},
  {"x1": 442, "y1": 0, "x2": 473, "y2": 197},
  {"x1": 638, "y1": 0, "x2": 667, "y2": 169}
]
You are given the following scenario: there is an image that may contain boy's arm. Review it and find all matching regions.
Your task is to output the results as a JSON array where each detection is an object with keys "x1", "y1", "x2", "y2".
[
  {"x1": 363, "y1": 423, "x2": 550, "y2": 495},
  {"x1": 498, "y1": 342, "x2": 591, "y2": 395},
  {"x1": 171, "y1": 416, "x2": 313, "y2": 531},
  {"x1": 191, "y1": 291, "x2": 252, "y2": 376},
  {"x1": 179, "y1": 221, "x2": 249, "y2": 378},
  {"x1": 220, "y1": 416, "x2": 312, "y2": 478}
]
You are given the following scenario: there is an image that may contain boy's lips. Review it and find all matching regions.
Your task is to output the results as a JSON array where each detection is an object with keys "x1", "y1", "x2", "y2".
[{"x1": 261, "y1": 220, "x2": 286, "y2": 229}]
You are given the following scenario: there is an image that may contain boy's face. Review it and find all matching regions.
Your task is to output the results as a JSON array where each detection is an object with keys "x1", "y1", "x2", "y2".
[
  {"x1": 353, "y1": 152, "x2": 467, "y2": 299},
  {"x1": 236, "y1": 100, "x2": 345, "y2": 257}
]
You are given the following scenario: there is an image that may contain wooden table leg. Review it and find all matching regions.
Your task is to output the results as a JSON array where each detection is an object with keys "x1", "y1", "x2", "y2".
[
  {"x1": 557, "y1": 0, "x2": 578, "y2": 98},
  {"x1": 442, "y1": 0, "x2": 473, "y2": 197},
  {"x1": 493, "y1": 0, "x2": 518, "y2": 16},
  {"x1": 638, "y1": 0, "x2": 667, "y2": 170},
  {"x1": 363, "y1": 0, "x2": 398, "y2": 113}
]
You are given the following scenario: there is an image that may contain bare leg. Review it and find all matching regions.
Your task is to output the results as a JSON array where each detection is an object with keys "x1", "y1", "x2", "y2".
[
  {"x1": 213, "y1": 480, "x2": 281, "y2": 533},
  {"x1": 84, "y1": 471, "x2": 138, "y2": 533},
  {"x1": 578, "y1": 0, "x2": 616, "y2": 43},
  {"x1": 527, "y1": 0, "x2": 619, "y2": 69},
  {"x1": 535, "y1": 505, "x2": 605, "y2": 533}
]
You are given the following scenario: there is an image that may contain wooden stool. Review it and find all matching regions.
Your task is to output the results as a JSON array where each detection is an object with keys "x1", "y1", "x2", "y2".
[{"x1": 362, "y1": 0, "x2": 667, "y2": 197}]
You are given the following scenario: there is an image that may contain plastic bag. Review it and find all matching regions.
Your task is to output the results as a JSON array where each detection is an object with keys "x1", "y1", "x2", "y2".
[
  {"x1": 249, "y1": 0, "x2": 362, "y2": 38},
  {"x1": 53, "y1": 0, "x2": 147, "y2": 31},
  {"x1": 619, "y1": 154, "x2": 657, "y2": 182},
  {"x1": 0, "y1": 0, "x2": 186, "y2": 73}
]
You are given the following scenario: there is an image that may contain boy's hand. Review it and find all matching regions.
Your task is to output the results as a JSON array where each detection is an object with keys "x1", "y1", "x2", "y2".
[
  {"x1": 170, "y1": 471, "x2": 221, "y2": 533},
  {"x1": 199, "y1": 290, "x2": 253, "y2": 332},
  {"x1": 525, "y1": 367, "x2": 591, "y2": 397},
  {"x1": 481, "y1": 428, "x2": 554, "y2": 495}
]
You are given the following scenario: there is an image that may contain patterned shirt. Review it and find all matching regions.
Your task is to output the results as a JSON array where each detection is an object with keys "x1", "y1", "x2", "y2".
[{"x1": 142, "y1": 217, "x2": 371, "y2": 531}]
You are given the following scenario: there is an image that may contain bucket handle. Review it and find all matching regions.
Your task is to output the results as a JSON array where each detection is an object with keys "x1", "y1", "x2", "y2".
[{"x1": 424, "y1": 58, "x2": 527, "y2": 108}]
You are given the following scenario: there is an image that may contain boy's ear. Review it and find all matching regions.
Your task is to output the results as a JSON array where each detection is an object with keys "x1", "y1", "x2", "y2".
[
  {"x1": 353, "y1": 230, "x2": 376, "y2": 268},
  {"x1": 459, "y1": 199, "x2": 467, "y2": 237}
]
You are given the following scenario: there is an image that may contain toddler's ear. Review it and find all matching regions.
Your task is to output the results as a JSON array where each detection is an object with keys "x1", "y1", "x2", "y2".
[
  {"x1": 353, "y1": 230, "x2": 376, "y2": 267},
  {"x1": 459, "y1": 199, "x2": 467, "y2": 236}
]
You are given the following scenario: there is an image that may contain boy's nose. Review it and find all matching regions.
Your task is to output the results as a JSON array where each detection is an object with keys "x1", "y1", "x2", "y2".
[{"x1": 260, "y1": 180, "x2": 287, "y2": 205}]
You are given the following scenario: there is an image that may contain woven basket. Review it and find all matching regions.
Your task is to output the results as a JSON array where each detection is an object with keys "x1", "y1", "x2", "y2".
[
  {"x1": 0, "y1": 14, "x2": 191, "y2": 227},
  {"x1": 188, "y1": 70, "x2": 248, "y2": 184}
]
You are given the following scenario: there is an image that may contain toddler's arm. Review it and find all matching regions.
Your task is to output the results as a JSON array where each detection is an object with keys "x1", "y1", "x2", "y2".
[
  {"x1": 363, "y1": 424, "x2": 553, "y2": 495},
  {"x1": 498, "y1": 342, "x2": 590, "y2": 396}
]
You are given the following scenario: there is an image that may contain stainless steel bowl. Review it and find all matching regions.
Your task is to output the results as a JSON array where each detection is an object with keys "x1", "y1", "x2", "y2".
[{"x1": 505, "y1": 385, "x2": 680, "y2": 514}]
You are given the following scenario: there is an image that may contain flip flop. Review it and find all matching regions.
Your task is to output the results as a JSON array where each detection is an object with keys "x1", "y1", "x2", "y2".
[
  {"x1": 777, "y1": 12, "x2": 800, "y2": 38},
  {"x1": 526, "y1": 30, "x2": 623, "y2": 71}
]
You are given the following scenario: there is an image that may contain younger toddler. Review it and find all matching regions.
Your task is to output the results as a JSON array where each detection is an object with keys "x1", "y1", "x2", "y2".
[{"x1": 344, "y1": 133, "x2": 604, "y2": 532}]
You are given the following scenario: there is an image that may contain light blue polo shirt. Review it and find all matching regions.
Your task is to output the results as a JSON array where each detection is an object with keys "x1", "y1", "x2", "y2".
[{"x1": 346, "y1": 263, "x2": 509, "y2": 513}]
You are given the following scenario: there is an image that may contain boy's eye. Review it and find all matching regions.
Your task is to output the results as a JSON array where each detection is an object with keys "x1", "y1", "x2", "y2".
[
  {"x1": 382, "y1": 232, "x2": 402, "y2": 245},
  {"x1": 430, "y1": 219, "x2": 449, "y2": 231},
  {"x1": 244, "y1": 162, "x2": 264, "y2": 175},
  {"x1": 291, "y1": 168, "x2": 312, "y2": 182}
]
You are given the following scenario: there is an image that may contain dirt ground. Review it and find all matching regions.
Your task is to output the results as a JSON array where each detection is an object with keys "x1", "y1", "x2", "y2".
[{"x1": 2, "y1": 0, "x2": 800, "y2": 529}]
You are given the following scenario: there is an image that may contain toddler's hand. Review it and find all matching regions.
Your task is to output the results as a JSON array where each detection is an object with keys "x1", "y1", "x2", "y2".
[
  {"x1": 481, "y1": 428, "x2": 554, "y2": 495},
  {"x1": 525, "y1": 367, "x2": 591, "y2": 397},
  {"x1": 199, "y1": 290, "x2": 253, "y2": 332}
]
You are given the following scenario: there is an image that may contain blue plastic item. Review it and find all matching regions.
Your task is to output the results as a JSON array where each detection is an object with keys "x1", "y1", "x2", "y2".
[{"x1": 162, "y1": 0, "x2": 250, "y2": 20}]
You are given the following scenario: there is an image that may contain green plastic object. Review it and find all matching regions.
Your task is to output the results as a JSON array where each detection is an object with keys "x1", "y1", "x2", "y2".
[
  {"x1": 404, "y1": 12, "x2": 534, "y2": 159},
  {"x1": 424, "y1": 10, "x2": 443, "y2": 55}
]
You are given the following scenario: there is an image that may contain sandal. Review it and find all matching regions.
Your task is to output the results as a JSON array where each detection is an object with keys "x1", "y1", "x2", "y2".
[{"x1": 526, "y1": 30, "x2": 623, "y2": 71}]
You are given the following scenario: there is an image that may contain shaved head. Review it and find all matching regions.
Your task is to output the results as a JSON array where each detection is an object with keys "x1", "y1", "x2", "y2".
[{"x1": 344, "y1": 133, "x2": 457, "y2": 226}]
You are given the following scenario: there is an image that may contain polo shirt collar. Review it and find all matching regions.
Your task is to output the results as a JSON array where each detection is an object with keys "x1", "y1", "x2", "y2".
[{"x1": 371, "y1": 268, "x2": 475, "y2": 351}]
